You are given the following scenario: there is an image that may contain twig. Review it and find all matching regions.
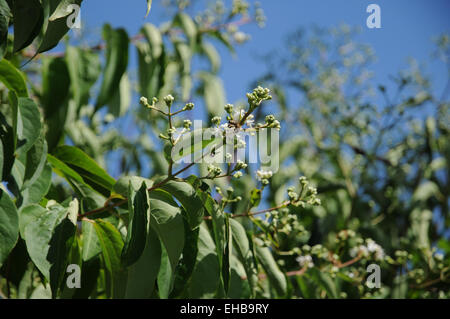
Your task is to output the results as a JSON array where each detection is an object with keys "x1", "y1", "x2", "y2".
[{"x1": 78, "y1": 162, "x2": 196, "y2": 220}]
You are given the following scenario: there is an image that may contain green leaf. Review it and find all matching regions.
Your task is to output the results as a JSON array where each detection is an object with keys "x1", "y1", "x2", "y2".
[
  {"x1": 66, "y1": 46, "x2": 101, "y2": 113},
  {"x1": 47, "y1": 153, "x2": 84, "y2": 184},
  {"x1": 148, "y1": 189, "x2": 185, "y2": 293},
  {"x1": 0, "y1": 59, "x2": 28, "y2": 97},
  {"x1": 310, "y1": 268, "x2": 339, "y2": 299},
  {"x1": 228, "y1": 255, "x2": 250, "y2": 298},
  {"x1": 0, "y1": 0, "x2": 11, "y2": 58},
  {"x1": 229, "y1": 218, "x2": 258, "y2": 297},
  {"x1": 113, "y1": 175, "x2": 153, "y2": 197},
  {"x1": 20, "y1": 163, "x2": 52, "y2": 207},
  {"x1": 201, "y1": 42, "x2": 221, "y2": 73},
  {"x1": 199, "y1": 193, "x2": 224, "y2": 258},
  {"x1": 41, "y1": 57, "x2": 70, "y2": 118},
  {"x1": 72, "y1": 257, "x2": 100, "y2": 299},
  {"x1": 254, "y1": 238, "x2": 287, "y2": 297},
  {"x1": 12, "y1": 0, "x2": 44, "y2": 52},
  {"x1": 173, "y1": 12, "x2": 197, "y2": 48},
  {"x1": 157, "y1": 244, "x2": 172, "y2": 298},
  {"x1": 16, "y1": 97, "x2": 42, "y2": 156},
  {"x1": 141, "y1": 23, "x2": 162, "y2": 59},
  {"x1": 22, "y1": 133, "x2": 47, "y2": 190},
  {"x1": 37, "y1": 0, "x2": 83, "y2": 53},
  {"x1": 108, "y1": 72, "x2": 131, "y2": 118},
  {"x1": 136, "y1": 41, "x2": 166, "y2": 99},
  {"x1": 23, "y1": 200, "x2": 78, "y2": 297},
  {"x1": 250, "y1": 188, "x2": 262, "y2": 208},
  {"x1": 198, "y1": 72, "x2": 226, "y2": 117},
  {"x1": 121, "y1": 181, "x2": 150, "y2": 267},
  {"x1": 124, "y1": 227, "x2": 161, "y2": 298},
  {"x1": 91, "y1": 218, "x2": 125, "y2": 298},
  {"x1": 222, "y1": 215, "x2": 232, "y2": 295},
  {"x1": 188, "y1": 223, "x2": 220, "y2": 298},
  {"x1": 145, "y1": 0, "x2": 152, "y2": 18},
  {"x1": 0, "y1": 189, "x2": 19, "y2": 267},
  {"x1": 52, "y1": 145, "x2": 116, "y2": 196},
  {"x1": 18, "y1": 204, "x2": 46, "y2": 239},
  {"x1": 170, "y1": 217, "x2": 199, "y2": 298},
  {"x1": 95, "y1": 24, "x2": 129, "y2": 110},
  {"x1": 0, "y1": 138, "x2": 3, "y2": 179},
  {"x1": 0, "y1": 111, "x2": 16, "y2": 180},
  {"x1": 159, "y1": 180, "x2": 204, "y2": 230},
  {"x1": 81, "y1": 219, "x2": 101, "y2": 261}
]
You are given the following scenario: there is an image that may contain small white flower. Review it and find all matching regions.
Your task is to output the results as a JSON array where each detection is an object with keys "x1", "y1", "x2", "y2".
[
  {"x1": 244, "y1": 114, "x2": 254, "y2": 128},
  {"x1": 233, "y1": 171, "x2": 243, "y2": 178},
  {"x1": 296, "y1": 255, "x2": 314, "y2": 268},
  {"x1": 434, "y1": 253, "x2": 444, "y2": 261},
  {"x1": 236, "y1": 138, "x2": 246, "y2": 149},
  {"x1": 256, "y1": 169, "x2": 273, "y2": 181}
]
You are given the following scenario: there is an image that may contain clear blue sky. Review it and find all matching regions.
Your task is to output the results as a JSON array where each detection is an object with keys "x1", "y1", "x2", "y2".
[{"x1": 76, "y1": 0, "x2": 450, "y2": 103}]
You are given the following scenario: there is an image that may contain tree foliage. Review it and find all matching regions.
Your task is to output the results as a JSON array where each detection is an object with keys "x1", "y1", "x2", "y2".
[{"x1": 0, "y1": 0, "x2": 448, "y2": 299}]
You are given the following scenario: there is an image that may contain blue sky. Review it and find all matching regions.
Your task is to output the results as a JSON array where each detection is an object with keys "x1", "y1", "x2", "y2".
[{"x1": 77, "y1": 0, "x2": 450, "y2": 103}]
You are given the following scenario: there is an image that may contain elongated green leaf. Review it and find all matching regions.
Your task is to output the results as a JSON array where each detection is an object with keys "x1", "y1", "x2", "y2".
[
  {"x1": 199, "y1": 192, "x2": 225, "y2": 267},
  {"x1": 310, "y1": 268, "x2": 339, "y2": 299},
  {"x1": 0, "y1": 0, "x2": 10, "y2": 58},
  {"x1": 41, "y1": 57, "x2": 70, "y2": 118},
  {"x1": 12, "y1": 0, "x2": 44, "y2": 52},
  {"x1": 95, "y1": 24, "x2": 129, "y2": 110},
  {"x1": 81, "y1": 220, "x2": 101, "y2": 261},
  {"x1": 47, "y1": 153, "x2": 83, "y2": 183},
  {"x1": 121, "y1": 181, "x2": 150, "y2": 267},
  {"x1": 113, "y1": 175, "x2": 153, "y2": 197},
  {"x1": 145, "y1": 0, "x2": 152, "y2": 18},
  {"x1": 170, "y1": 217, "x2": 199, "y2": 298},
  {"x1": 141, "y1": 23, "x2": 162, "y2": 59},
  {"x1": 108, "y1": 72, "x2": 131, "y2": 118},
  {"x1": 52, "y1": 145, "x2": 115, "y2": 196},
  {"x1": 148, "y1": 189, "x2": 185, "y2": 293},
  {"x1": 66, "y1": 46, "x2": 101, "y2": 113},
  {"x1": 125, "y1": 227, "x2": 161, "y2": 298},
  {"x1": 37, "y1": 0, "x2": 83, "y2": 53},
  {"x1": 0, "y1": 139, "x2": 3, "y2": 179},
  {"x1": 159, "y1": 180, "x2": 204, "y2": 230},
  {"x1": 254, "y1": 238, "x2": 287, "y2": 297},
  {"x1": 20, "y1": 164, "x2": 52, "y2": 207},
  {"x1": 0, "y1": 189, "x2": 19, "y2": 267},
  {"x1": 198, "y1": 72, "x2": 226, "y2": 117},
  {"x1": 188, "y1": 223, "x2": 220, "y2": 298},
  {"x1": 0, "y1": 111, "x2": 16, "y2": 180},
  {"x1": 16, "y1": 97, "x2": 42, "y2": 156},
  {"x1": 18, "y1": 204, "x2": 46, "y2": 239},
  {"x1": 222, "y1": 215, "x2": 232, "y2": 295},
  {"x1": 201, "y1": 41, "x2": 221, "y2": 73},
  {"x1": 157, "y1": 244, "x2": 172, "y2": 298},
  {"x1": 22, "y1": 133, "x2": 47, "y2": 190},
  {"x1": 72, "y1": 257, "x2": 100, "y2": 299},
  {"x1": 229, "y1": 218, "x2": 258, "y2": 297},
  {"x1": 91, "y1": 218, "x2": 124, "y2": 298},
  {"x1": 23, "y1": 200, "x2": 78, "y2": 297},
  {"x1": 228, "y1": 255, "x2": 250, "y2": 298},
  {"x1": 0, "y1": 59, "x2": 28, "y2": 97},
  {"x1": 174, "y1": 12, "x2": 197, "y2": 48}
]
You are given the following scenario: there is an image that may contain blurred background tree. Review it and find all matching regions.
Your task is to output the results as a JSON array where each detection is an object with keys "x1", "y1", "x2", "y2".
[{"x1": 0, "y1": 0, "x2": 448, "y2": 299}]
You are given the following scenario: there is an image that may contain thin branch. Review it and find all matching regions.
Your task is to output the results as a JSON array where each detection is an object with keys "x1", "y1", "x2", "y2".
[
  {"x1": 78, "y1": 162, "x2": 196, "y2": 220},
  {"x1": 203, "y1": 201, "x2": 291, "y2": 220}
]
